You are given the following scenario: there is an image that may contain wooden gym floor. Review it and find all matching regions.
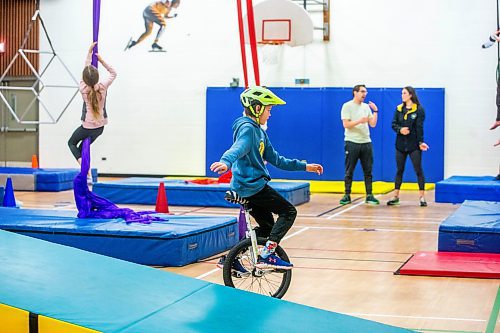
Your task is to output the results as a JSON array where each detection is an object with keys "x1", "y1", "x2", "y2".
[{"x1": 14, "y1": 183, "x2": 500, "y2": 333}]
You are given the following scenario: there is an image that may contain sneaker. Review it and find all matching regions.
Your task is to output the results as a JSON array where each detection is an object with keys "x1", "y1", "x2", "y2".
[
  {"x1": 216, "y1": 255, "x2": 226, "y2": 269},
  {"x1": 339, "y1": 194, "x2": 351, "y2": 205},
  {"x1": 365, "y1": 194, "x2": 380, "y2": 205},
  {"x1": 216, "y1": 255, "x2": 248, "y2": 274},
  {"x1": 419, "y1": 197, "x2": 427, "y2": 207},
  {"x1": 256, "y1": 254, "x2": 293, "y2": 270},
  {"x1": 231, "y1": 259, "x2": 249, "y2": 274},
  {"x1": 387, "y1": 197, "x2": 400, "y2": 206}
]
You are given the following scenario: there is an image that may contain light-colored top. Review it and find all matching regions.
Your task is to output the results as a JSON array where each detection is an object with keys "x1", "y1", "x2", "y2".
[
  {"x1": 340, "y1": 100, "x2": 373, "y2": 143},
  {"x1": 79, "y1": 53, "x2": 117, "y2": 129}
]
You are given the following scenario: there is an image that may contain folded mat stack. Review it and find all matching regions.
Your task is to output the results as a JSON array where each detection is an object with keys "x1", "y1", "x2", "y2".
[{"x1": 0, "y1": 167, "x2": 97, "y2": 191}]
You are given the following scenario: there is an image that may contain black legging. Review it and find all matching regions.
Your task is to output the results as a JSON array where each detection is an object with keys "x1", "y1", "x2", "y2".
[
  {"x1": 68, "y1": 125, "x2": 104, "y2": 160},
  {"x1": 395, "y1": 149, "x2": 425, "y2": 191},
  {"x1": 246, "y1": 184, "x2": 297, "y2": 243}
]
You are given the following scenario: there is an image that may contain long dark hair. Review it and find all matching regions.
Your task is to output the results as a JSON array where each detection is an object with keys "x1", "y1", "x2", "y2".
[
  {"x1": 404, "y1": 86, "x2": 421, "y2": 106},
  {"x1": 82, "y1": 65, "x2": 101, "y2": 119}
]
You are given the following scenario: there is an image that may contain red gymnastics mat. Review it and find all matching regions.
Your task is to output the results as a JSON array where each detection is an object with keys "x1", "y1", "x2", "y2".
[{"x1": 396, "y1": 251, "x2": 500, "y2": 279}]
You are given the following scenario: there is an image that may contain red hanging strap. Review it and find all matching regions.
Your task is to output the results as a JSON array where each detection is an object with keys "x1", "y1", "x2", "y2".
[
  {"x1": 245, "y1": 0, "x2": 260, "y2": 86},
  {"x1": 236, "y1": 0, "x2": 249, "y2": 88}
]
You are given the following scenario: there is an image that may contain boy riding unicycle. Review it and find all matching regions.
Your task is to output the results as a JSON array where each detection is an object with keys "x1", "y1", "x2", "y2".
[{"x1": 210, "y1": 86, "x2": 323, "y2": 270}]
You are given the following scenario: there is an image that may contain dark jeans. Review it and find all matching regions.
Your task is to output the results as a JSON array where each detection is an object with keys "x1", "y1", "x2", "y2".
[
  {"x1": 344, "y1": 141, "x2": 373, "y2": 195},
  {"x1": 245, "y1": 184, "x2": 297, "y2": 243},
  {"x1": 395, "y1": 149, "x2": 425, "y2": 191},
  {"x1": 68, "y1": 125, "x2": 104, "y2": 160}
]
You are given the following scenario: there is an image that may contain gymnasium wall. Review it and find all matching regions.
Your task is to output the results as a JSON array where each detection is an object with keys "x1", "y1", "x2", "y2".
[
  {"x1": 37, "y1": 0, "x2": 497, "y2": 177},
  {"x1": 206, "y1": 87, "x2": 445, "y2": 182}
]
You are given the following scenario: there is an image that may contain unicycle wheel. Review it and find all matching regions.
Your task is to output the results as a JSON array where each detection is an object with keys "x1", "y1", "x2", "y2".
[{"x1": 222, "y1": 237, "x2": 292, "y2": 298}]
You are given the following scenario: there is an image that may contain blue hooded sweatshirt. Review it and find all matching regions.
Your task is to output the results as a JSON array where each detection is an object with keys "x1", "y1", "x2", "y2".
[{"x1": 220, "y1": 116, "x2": 306, "y2": 198}]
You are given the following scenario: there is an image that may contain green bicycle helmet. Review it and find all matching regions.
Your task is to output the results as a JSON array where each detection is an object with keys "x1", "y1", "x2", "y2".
[{"x1": 240, "y1": 86, "x2": 286, "y2": 119}]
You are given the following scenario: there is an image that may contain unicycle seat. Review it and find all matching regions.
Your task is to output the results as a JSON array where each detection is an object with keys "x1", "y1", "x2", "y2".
[{"x1": 224, "y1": 191, "x2": 248, "y2": 205}]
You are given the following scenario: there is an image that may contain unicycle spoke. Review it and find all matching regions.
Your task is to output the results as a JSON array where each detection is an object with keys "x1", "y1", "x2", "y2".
[{"x1": 222, "y1": 237, "x2": 292, "y2": 298}]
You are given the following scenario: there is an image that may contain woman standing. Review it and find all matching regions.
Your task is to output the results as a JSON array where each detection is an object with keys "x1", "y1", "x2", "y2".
[{"x1": 387, "y1": 86, "x2": 429, "y2": 207}]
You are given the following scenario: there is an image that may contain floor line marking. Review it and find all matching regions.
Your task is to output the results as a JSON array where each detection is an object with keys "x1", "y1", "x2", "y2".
[
  {"x1": 292, "y1": 225, "x2": 437, "y2": 233},
  {"x1": 195, "y1": 267, "x2": 219, "y2": 280},
  {"x1": 282, "y1": 227, "x2": 310, "y2": 241},
  {"x1": 326, "y1": 200, "x2": 366, "y2": 219},
  {"x1": 345, "y1": 312, "x2": 486, "y2": 322},
  {"x1": 485, "y1": 284, "x2": 500, "y2": 333}
]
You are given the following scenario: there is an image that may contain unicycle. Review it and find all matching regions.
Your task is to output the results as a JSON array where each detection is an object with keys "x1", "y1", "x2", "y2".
[{"x1": 222, "y1": 191, "x2": 292, "y2": 298}]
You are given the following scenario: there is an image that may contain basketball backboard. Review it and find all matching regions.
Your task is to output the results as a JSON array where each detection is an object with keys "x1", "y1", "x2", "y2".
[{"x1": 243, "y1": 0, "x2": 314, "y2": 47}]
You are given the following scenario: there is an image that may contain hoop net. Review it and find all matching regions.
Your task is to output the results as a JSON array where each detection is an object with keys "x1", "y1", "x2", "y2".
[{"x1": 260, "y1": 41, "x2": 284, "y2": 65}]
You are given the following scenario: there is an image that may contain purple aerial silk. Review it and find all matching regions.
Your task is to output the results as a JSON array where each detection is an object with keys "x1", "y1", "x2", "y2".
[
  {"x1": 74, "y1": 138, "x2": 164, "y2": 223},
  {"x1": 91, "y1": 0, "x2": 100, "y2": 67}
]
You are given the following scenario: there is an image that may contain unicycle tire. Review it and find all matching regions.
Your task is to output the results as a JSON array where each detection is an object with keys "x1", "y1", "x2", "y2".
[{"x1": 222, "y1": 237, "x2": 292, "y2": 298}]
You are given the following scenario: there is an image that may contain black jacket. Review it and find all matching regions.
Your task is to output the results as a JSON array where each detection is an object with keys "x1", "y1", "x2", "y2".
[{"x1": 391, "y1": 103, "x2": 425, "y2": 152}]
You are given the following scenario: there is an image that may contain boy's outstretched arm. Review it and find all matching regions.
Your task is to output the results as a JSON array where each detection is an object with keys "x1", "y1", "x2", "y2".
[
  {"x1": 210, "y1": 125, "x2": 253, "y2": 174},
  {"x1": 306, "y1": 163, "x2": 323, "y2": 175},
  {"x1": 210, "y1": 162, "x2": 228, "y2": 174}
]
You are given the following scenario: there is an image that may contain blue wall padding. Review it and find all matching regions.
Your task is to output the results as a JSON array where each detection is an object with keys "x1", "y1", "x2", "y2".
[
  {"x1": 0, "y1": 167, "x2": 98, "y2": 191},
  {"x1": 438, "y1": 200, "x2": 500, "y2": 253},
  {"x1": 0, "y1": 229, "x2": 414, "y2": 332},
  {"x1": 0, "y1": 186, "x2": 4, "y2": 205},
  {"x1": 0, "y1": 207, "x2": 238, "y2": 266},
  {"x1": 93, "y1": 178, "x2": 310, "y2": 207},
  {"x1": 206, "y1": 87, "x2": 445, "y2": 182},
  {"x1": 435, "y1": 176, "x2": 500, "y2": 203}
]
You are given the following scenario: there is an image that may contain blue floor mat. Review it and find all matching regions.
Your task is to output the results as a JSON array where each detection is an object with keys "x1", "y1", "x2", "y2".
[
  {"x1": 92, "y1": 178, "x2": 310, "y2": 207},
  {"x1": 0, "y1": 207, "x2": 238, "y2": 266},
  {"x1": 0, "y1": 229, "x2": 415, "y2": 332}
]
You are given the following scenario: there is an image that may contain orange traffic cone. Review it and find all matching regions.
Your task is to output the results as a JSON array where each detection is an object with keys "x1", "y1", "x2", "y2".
[
  {"x1": 155, "y1": 182, "x2": 169, "y2": 213},
  {"x1": 31, "y1": 155, "x2": 39, "y2": 168}
]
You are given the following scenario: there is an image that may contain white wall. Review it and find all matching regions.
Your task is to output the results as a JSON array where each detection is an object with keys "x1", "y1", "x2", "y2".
[{"x1": 39, "y1": 0, "x2": 499, "y2": 177}]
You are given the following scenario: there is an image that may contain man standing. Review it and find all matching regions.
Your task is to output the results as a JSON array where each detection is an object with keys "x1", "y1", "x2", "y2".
[{"x1": 339, "y1": 84, "x2": 380, "y2": 205}]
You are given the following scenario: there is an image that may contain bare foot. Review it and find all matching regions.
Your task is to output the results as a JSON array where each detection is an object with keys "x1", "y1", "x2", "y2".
[
  {"x1": 490, "y1": 120, "x2": 500, "y2": 130},
  {"x1": 494, "y1": 139, "x2": 500, "y2": 147}
]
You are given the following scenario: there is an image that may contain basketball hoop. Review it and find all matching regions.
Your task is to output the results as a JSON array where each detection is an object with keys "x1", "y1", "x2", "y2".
[{"x1": 260, "y1": 41, "x2": 284, "y2": 65}]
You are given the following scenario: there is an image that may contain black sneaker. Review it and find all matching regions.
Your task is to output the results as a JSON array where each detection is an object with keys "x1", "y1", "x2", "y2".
[
  {"x1": 419, "y1": 197, "x2": 427, "y2": 207},
  {"x1": 339, "y1": 194, "x2": 351, "y2": 205},
  {"x1": 387, "y1": 197, "x2": 400, "y2": 206},
  {"x1": 365, "y1": 194, "x2": 380, "y2": 205}
]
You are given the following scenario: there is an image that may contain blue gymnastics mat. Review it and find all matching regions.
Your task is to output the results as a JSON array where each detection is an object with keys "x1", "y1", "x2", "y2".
[
  {"x1": 435, "y1": 176, "x2": 500, "y2": 204},
  {"x1": 0, "y1": 230, "x2": 414, "y2": 332},
  {"x1": 0, "y1": 167, "x2": 97, "y2": 191},
  {"x1": 438, "y1": 200, "x2": 500, "y2": 253},
  {"x1": 92, "y1": 178, "x2": 310, "y2": 207},
  {"x1": 0, "y1": 207, "x2": 238, "y2": 266}
]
